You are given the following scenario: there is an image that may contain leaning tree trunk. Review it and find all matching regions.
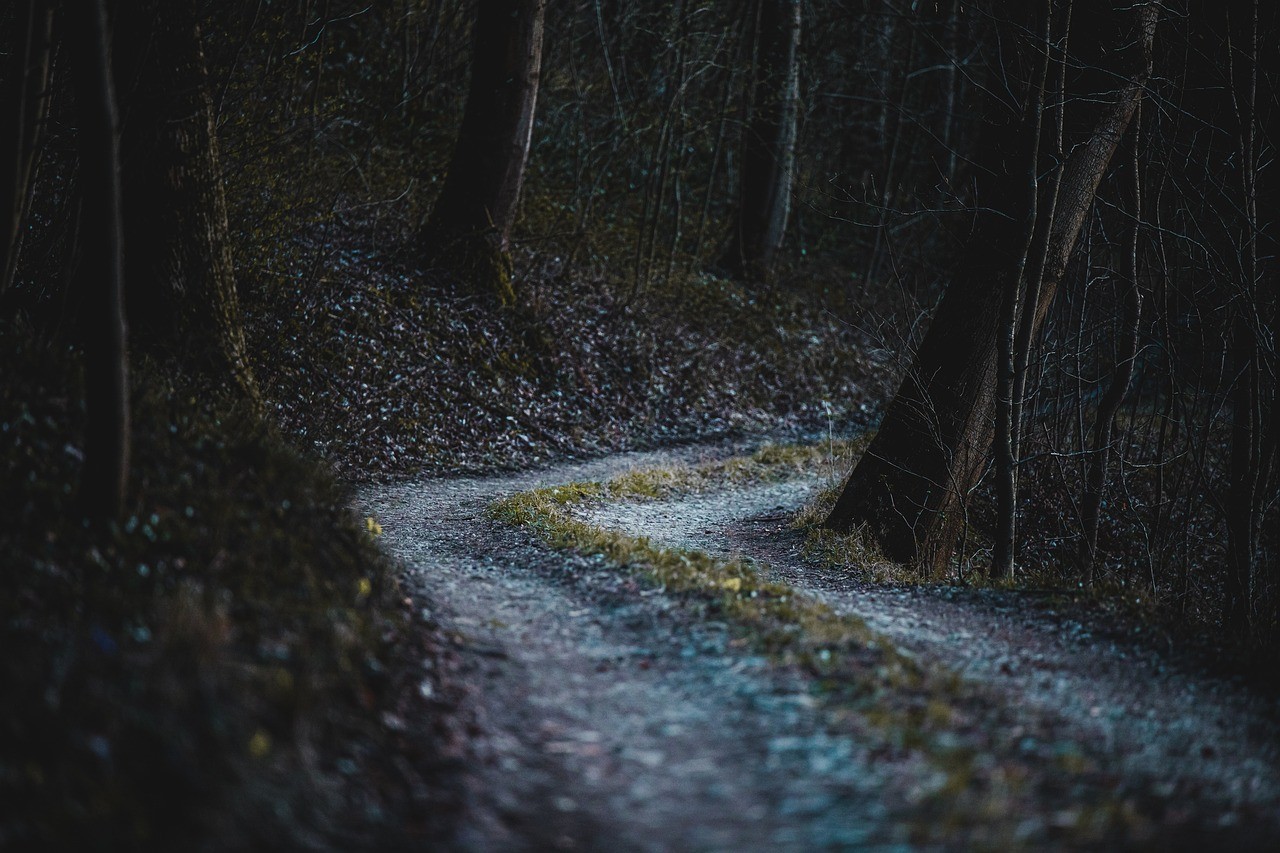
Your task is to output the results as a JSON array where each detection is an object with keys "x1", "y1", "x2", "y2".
[
  {"x1": 824, "y1": 0, "x2": 1157, "y2": 576},
  {"x1": 111, "y1": 0, "x2": 258, "y2": 405},
  {"x1": 0, "y1": 0, "x2": 54, "y2": 296},
  {"x1": 717, "y1": 0, "x2": 801, "y2": 282},
  {"x1": 68, "y1": 0, "x2": 129, "y2": 520},
  {"x1": 422, "y1": 0, "x2": 546, "y2": 303}
]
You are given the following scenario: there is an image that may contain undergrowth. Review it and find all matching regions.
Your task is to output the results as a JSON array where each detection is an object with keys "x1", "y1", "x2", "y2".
[
  {"x1": 789, "y1": 479, "x2": 922, "y2": 586},
  {"x1": 0, "y1": 327, "x2": 459, "y2": 850}
]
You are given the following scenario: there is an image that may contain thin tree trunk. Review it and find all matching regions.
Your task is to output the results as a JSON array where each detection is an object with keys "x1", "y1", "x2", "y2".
[
  {"x1": 1011, "y1": 0, "x2": 1072, "y2": 490},
  {"x1": 69, "y1": 0, "x2": 129, "y2": 520},
  {"x1": 1078, "y1": 109, "x2": 1144, "y2": 582},
  {"x1": 112, "y1": 0, "x2": 259, "y2": 405},
  {"x1": 689, "y1": 19, "x2": 748, "y2": 272},
  {"x1": 1, "y1": 0, "x2": 54, "y2": 296},
  {"x1": 941, "y1": 0, "x2": 962, "y2": 186},
  {"x1": 824, "y1": 1, "x2": 1157, "y2": 576},
  {"x1": 1222, "y1": 0, "x2": 1269, "y2": 635},
  {"x1": 862, "y1": 21, "x2": 915, "y2": 291},
  {"x1": 993, "y1": 2, "x2": 1054, "y2": 581},
  {"x1": 422, "y1": 0, "x2": 546, "y2": 303},
  {"x1": 717, "y1": 0, "x2": 800, "y2": 281}
]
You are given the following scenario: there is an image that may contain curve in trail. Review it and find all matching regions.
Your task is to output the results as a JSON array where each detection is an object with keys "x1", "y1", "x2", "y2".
[
  {"x1": 360, "y1": 446, "x2": 917, "y2": 852},
  {"x1": 584, "y1": 476, "x2": 1280, "y2": 831}
]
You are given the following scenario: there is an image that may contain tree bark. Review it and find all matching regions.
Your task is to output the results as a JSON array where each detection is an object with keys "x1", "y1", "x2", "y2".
[
  {"x1": 422, "y1": 0, "x2": 546, "y2": 303},
  {"x1": 112, "y1": 0, "x2": 258, "y2": 405},
  {"x1": 68, "y1": 0, "x2": 129, "y2": 520},
  {"x1": 718, "y1": 0, "x2": 801, "y2": 281},
  {"x1": 824, "y1": 1, "x2": 1157, "y2": 576},
  {"x1": 0, "y1": 0, "x2": 54, "y2": 296}
]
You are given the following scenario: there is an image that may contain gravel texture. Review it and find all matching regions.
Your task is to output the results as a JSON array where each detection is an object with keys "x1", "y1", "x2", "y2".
[
  {"x1": 586, "y1": 475, "x2": 1280, "y2": 836},
  {"x1": 360, "y1": 446, "x2": 916, "y2": 850},
  {"x1": 361, "y1": 450, "x2": 1280, "y2": 849}
]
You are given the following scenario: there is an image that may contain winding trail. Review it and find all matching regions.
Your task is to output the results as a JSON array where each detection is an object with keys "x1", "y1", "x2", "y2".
[{"x1": 361, "y1": 446, "x2": 1280, "y2": 850}]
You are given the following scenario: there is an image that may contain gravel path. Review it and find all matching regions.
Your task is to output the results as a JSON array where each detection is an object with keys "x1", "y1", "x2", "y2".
[
  {"x1": 360, "y1": 446, "x2": 915, "y2": 851},
  {"x1": 362, "y1": 448, "x2": 1280, "y2": 849},
  {"x1": 585, "y1": 475, "x2": 1280, "y2": 836}
]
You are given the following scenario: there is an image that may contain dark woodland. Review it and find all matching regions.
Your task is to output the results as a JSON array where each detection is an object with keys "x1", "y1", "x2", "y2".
[{"x1": 1, "y1": 0, "x2": 1277, "y2": 849}]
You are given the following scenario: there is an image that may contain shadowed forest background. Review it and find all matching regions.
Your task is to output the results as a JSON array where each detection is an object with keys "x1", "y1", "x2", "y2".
[{"x1": 1, "y1": 0, "x2": 1276, "y2": 849}]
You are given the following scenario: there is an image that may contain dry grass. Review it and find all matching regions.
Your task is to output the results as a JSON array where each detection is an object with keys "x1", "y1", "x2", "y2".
[
  {"x1": 790, "y1": 483, "x2": 919, "y2": 585},
  {"x1": 605, "y1": 435, "x2": 872, "y2": 501}
]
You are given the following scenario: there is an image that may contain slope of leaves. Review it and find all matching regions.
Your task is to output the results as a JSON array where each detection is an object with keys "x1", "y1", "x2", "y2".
[{"x1": 240, "y1": 212, "x2": 893, "y2": 479}]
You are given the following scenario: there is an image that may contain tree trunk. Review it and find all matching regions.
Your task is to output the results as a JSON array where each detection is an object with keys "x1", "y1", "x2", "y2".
[
  {"x1": 422, "y1": 0, "x2": 546, "y2": 303},
  {"x1": 1222, "y1": 0, "x2": 1273, "y2": 637},
  {"x1": 0, "y1": 0, "x2": 54, "y2": 296},
  {"x1": 824, "y1": 0, "x2": 1157, "y2": 576},
  {"x1": 112, "y1": 0, "x2": 258, "y2": 405},
  {"x1": 1078, "y1": 112, "x2": 1144, "y2": 583},
  {"x1": 993, "y1": 2, "x2": 1055, "y2": 581},
  {"x1": 68, "y1": 0, "x2": 129, "y2": 520},
  {"x1": 718, "y1": 0, "x2": 801, "y2": 282}
]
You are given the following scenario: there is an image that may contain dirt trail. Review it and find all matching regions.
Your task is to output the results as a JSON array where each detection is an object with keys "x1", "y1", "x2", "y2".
[
  {"x1": 586, "y1": 475, "x2": 1280, "y2": 832},
  {"x1": 360, "y1": 445, "x2": 908, "y2": 851},
  {"x1": 362, "y1": 447, "x2": 1280, "y2": 850}
]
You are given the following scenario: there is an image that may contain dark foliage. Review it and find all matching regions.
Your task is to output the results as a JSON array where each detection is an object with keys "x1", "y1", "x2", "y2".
[{"x1": 0, "y1": 328, "x2": 464, "y2": 849}]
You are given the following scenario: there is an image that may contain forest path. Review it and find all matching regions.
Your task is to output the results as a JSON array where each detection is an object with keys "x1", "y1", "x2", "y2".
[
  {"x1": 360, "y1": 444, "x2": 1279, "y2": 850},
  {"x1": 585, "y1": 476, "x2": 1280, "y2": 838}
]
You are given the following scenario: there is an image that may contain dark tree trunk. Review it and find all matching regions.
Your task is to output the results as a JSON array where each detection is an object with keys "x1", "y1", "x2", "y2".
[
  {"x1": 422, "y1": 0, "x2": 546, "y2": 303},
  {"x1": 68, "y1": 0, "x2": 129, "y2": 520},
  {"x1": 0, "y1": 0, "x2": 54, "y2": 296},
  {"x1": 112, "y1": 0, "x2": 258, "y2": 404},
  {"x1": 824, "y1": 1, "x2": 1157, "y2": 576},
  {"x1": 718, "y1": 0, "x2": 801, "y2": 281}
]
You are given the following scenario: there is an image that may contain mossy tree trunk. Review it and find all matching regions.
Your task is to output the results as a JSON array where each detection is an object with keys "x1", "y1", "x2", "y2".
[
  {"x1": 69, "y1": 0, "x2": 129, "y2": 520},
  {"x1": 823, "y1": 0, "x2": 1157, "y2": 577},
  {"x1": 0, "y1": 0, "x2": 54, "y2": 297},
  {"x1": 422, "y1": 0, "x2": 546, "y2": 303},
  {"x1": 111, "y1": 0, "x2": 258, "y2": 406},
  {"x1": 718, "y1": 0, "x2": 801, "y2": 282}
]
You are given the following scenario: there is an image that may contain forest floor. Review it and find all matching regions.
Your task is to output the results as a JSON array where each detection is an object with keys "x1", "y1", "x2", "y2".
[{"x1": 360, "y1": 439, "x2": 1280, "y2": 850}]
